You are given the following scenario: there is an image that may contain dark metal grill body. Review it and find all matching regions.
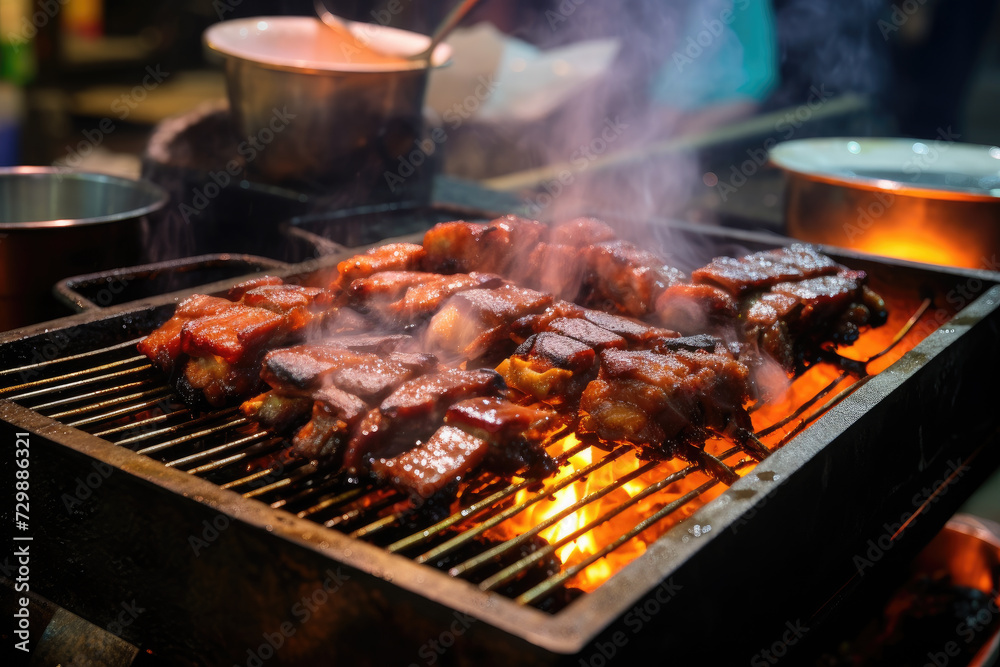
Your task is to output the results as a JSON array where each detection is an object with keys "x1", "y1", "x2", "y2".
[{"x1": 2, "y1": 225, "x2": 999, "y2": 666}]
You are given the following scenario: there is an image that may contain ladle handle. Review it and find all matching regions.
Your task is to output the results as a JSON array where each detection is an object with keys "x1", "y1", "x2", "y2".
[{"x1": 418, "y1": 0, "x2": 481, "y2": 61}]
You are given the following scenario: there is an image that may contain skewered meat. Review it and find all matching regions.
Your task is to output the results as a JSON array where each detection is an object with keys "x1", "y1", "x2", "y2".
[
  {"x1": 334, "y1": 242, "x2": 426, "y2": 288},
  {"x1": 653, "y1": 283, "x2": 738, "y2": 334},
  {"x1": 261, "y1": 344, "x2": 434, "y2": 399},
  {"x1": 372, "y1": 425, "x2": 490, "y2": 498},
  {"x1": 138, "y1": 294, "x2": 234, "y2": 372},
  {"x1": 338, "y1": 368, "x2": 504, "y2": 473},
  {"x1": 692, "y1": 244, "x2": 841, "y2": 296},
  {"x1": 426, "y1": 284, "x2": 553, "y2": 360},
  {"x1": 579, "y1": 348, "x2": 752, "y2": 455},
  {"x1": 583, "y1": 240, "x2": 687, "y2": 317},
  {"x1": 496, "y1": 333, "x2": 597, "y2": 403},
  {"x1": 422, "y1": 215, "x2": 548, "y2": 275},
  {"x1": 444, "y1": 397, "x2": 561, "y2": 475}
]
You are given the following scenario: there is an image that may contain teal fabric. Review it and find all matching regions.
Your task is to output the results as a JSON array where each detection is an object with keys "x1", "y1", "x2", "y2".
[{"x1": 650, "y1": 0, "x2": 778, "y2": 110}]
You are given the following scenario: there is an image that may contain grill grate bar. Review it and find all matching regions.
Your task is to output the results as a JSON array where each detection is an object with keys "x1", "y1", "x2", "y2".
[
  {"x1": 0, "y1": 356, "x2": 151, "y2": 398},
  {"x1": 135, "y1": 416, "x2": 249, "y2": 456},
  {"x1": 486, "y1": 445, "x2": 745, "y2": 597},
  {"x1": 349, "y1": 512, "x2": 405, "y2": 539},
  {"x1": 384, "y1": 439, "x2": 593, "y2": 556},
  {"x1": 755, "y1": 372, "x2": 849, "y2": 438},
  {"x1": 29, "y1": 378, "x2": 155, "y2": 411},
  {"x1": 241, "y1": 463, "x2": 319, "y2": 499},
  {"x1": 92, "y1": 409, "x2": 192, "y2": 439},
  {"x1": 450, "y1": 458, "x2": 661, "y2": 580},
  {"x1": 517, "y1": 474, "x2": 725, "y2": 605},
  {"x1": 410, "y1": 444, "x2": 630, "y2": 564},
  {"x1": 165, "y1": 431, "x2": 278, "y2": 469},
  {"x1": 112, "y1": 407, "x2": 240, "y2": 447},
  {"x1": 0, "y1": 337, "x2": 146, "y2": 377},
  {"x1": 323, "y1": 491, "x2": 405, "y2": 529},
  {"x1": 51, "y1": 387, "x2": 174, "y2": 422},
  {"x1": 65, "y1": 392, "x2": 178, "y2": 429},
  {"x1": 295, "y1": 487, "x2": 368, "y2": 517},
  {"x1": 774, "y1": 375, "x2": 873, "y2": 448}
]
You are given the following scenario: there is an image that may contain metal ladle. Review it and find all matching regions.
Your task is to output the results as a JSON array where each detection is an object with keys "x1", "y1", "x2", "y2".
[{"x1": 314, "y1": 0, "x2": 481, "y2": 63}]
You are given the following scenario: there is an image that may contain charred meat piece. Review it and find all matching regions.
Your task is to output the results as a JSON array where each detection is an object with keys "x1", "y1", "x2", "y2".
[
  {"x1": 445, "y1": 397, "x2": 561, "y2": 476},
  {"x1": 692, "y1": 244, "x2": 841, "y2": 296},
  {"x1": 180, "y1": 306, "x2": 288, "y2": 365},
  {"x1": 241, "y1": 391, "x2": 313, "y2": 431},
  {"x1": 426, "y1": 284, "x2": 553, "y2": 360},
  {"x1": 288, "y1": 386, "x2": 370, "y2": 463},
  {"x1": 339, "y1": 368, "x2": 504, "y2": 473},
  {"x1": 579, "y1": 348, "x2": 752, "y2": 455},
  {"x1": 380, "y1": 368, "x2": 505, "y2": 420},
  {"x1": 583, "y1": 240, "x2": 687, "y2": 317},
  {"x1": 496, "y1": 332, "x2": 597, "y2": 403},
  {"x1": 543, "y1": 317, "x2": 627, "y2": 351},
  {"x1": 653, "y1": 283, "x2": 738, "y2": 334},
  {"x1": 372, "y1": 425, "x2": 490, "y2": 498},
  {"x1": 261, "y1": 344, "x2": 433, "y2": 400},
  {"x1": 581, "y1": 309, "x2": 680, "y2": 348},
  {"x1": 138, "y1": 294, "x2": 233, "y2": 372},
  {"x1": 422, "y1": 216, "x2": 548, "y2": 275},
  {"x1": 743, "y1": 269, "x2": 886, "y2": 371},
  {"x1": 334, "y1": 242, "x2": 426, "y2": 288}
]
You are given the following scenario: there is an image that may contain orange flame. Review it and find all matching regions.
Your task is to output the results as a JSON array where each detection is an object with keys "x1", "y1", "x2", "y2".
[{"x1": 481, "y1": 284, "x2": 935, "y2": 594}]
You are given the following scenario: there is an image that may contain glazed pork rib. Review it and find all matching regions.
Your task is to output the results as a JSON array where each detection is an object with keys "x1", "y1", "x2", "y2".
[{"x1": 138, "y1": 215, "x2": 889, "y2": 502}]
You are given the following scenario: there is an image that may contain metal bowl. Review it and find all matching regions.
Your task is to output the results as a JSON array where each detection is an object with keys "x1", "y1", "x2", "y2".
[
  {"x1": 0, "y1": 167, "x2": 168, "y2": 329},
  {"x1": 203, "y1": 16, "x2": 451, "y2": 187},
  {"x1": 771, "y1": 138, "x2": 1000, "y2": 269}
]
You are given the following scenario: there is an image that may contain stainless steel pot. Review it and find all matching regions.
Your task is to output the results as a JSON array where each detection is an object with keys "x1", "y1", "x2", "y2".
[
  {"x1": 771, "y1": 138, "x2": 1000, "y2": 269},
  {"x1": 0, "y1": 166, "x2": 168, "y2": 330},
  {"x1": 203, "y1": 17, "x2": 451, "y2": 187}
]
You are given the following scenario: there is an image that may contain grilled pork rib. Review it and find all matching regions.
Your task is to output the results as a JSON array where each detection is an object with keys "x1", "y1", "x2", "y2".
[{"x1": 140, "y1": 216, "x2": 887, "y2": 499}]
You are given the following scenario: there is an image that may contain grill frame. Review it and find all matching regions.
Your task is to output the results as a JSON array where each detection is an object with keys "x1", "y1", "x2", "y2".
[{"x1": 2, "y1": 225, "x2": 1000, "y2": 665}]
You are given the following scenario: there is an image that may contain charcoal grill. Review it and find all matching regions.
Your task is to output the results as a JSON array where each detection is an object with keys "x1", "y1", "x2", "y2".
[{"x1": 2, "y1": 221, "x2": 1000, "y2": 666}]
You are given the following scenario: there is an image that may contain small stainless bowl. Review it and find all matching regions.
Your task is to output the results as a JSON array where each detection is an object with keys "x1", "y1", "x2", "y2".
[
  {"x1": 0, "y1": 166, "x2": 168, "y2": 329},
  {"x1": 203, "y1": 16, "x2": 451, "y2": 187},
  {"x1": 771, "y1": 138, "x2": 1000, "y2": 269}
]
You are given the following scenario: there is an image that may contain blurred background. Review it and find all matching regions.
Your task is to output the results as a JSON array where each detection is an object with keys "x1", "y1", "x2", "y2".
[{"x1": 1, "y1": 0, "x2": 998, "y2": 218}]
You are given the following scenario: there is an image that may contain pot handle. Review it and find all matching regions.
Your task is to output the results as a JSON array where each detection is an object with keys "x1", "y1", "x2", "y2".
[{"x1": 53, "y1": 254, "x2": 291, "y2": 312}]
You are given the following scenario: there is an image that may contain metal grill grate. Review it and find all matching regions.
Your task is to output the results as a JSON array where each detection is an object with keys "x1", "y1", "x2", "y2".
[{"x1": 0, "y1": 299, "x2": 930, "y2": 611}]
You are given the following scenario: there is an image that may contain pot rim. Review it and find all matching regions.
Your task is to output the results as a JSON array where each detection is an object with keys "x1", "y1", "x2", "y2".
[
  {"x1": 0, "y1": 166, "x2": 169, "y2": 230},
  {"x1": 770, "y1": 137, "x2": 1000, "y2": 203},
  {"x1": 203, "y1": 16, "x2": 453, "y2": 75}
]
